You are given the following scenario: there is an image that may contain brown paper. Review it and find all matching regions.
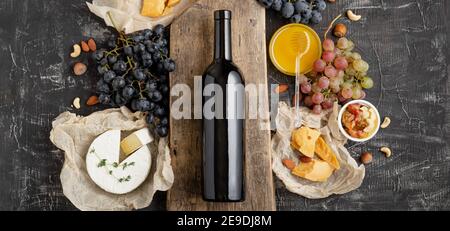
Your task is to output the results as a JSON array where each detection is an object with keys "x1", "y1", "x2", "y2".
[
  {"x1": 86, "y1": 0, "x2": 197, "y2": 33},
  {"x1": 272, "y1": 102, "x2": 365, "y2": 199},
  {"x1": 50, "y1": 107, "x2": 174, "y2": 211}
]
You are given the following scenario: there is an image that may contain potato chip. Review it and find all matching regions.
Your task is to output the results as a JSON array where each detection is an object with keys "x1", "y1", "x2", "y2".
[
  {"x1": 291, "y1": 126, "x2": 321, "y2": 157},
  {"x1": 141, "y1": 0, "x2": 166, "y2": 18},
  {"x1": 167, "y1": 0, "x2": 181, "y2": 7},
  {"x1": 292, "y1": 159, "x2": 334, "y2": 182},
  {"x1": 162, "y1": 6, "x2": 174, "y2": 16},
  {"x1": 315, "y1": 136, "x2": 340, "y2": 169}
]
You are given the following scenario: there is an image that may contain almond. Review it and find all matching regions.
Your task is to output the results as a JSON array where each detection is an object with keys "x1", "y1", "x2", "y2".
[
  {"x1": 87, "y1": 38, "x2": 97, "y2": 51},
  {"x1": 86, "y1": 95, "x2": 99, "y2": 106},
  {"x1": 73, "y1": 62, "x2": 87, "y2": 76},
  {"x1": 274, "y1": 84, "x2": 289, "y2": 93},
  {"x1": 299, "y1": 156, "x2": 312, "y2": 163},
  {"x1": 81, "y1": 41, "x2": 90, "y2": 52},
  {"x1": 282, "y1": 159, "x2": 296, "y2": 170}
]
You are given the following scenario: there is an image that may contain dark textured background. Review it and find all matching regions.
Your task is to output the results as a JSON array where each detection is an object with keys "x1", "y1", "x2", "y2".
[{"x1": 0, "y1": 0, "x2": 448, "y2": 211}]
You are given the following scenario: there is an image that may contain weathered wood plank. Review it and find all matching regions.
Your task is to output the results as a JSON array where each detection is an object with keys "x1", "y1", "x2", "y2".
[{"x1": 168, "y1": 0, "x2": 275, "y2": 211}]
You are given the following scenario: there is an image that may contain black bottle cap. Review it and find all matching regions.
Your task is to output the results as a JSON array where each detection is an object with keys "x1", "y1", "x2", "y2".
[{"x1": 214, "y1": 10, "x2": 232, "y2": 20}]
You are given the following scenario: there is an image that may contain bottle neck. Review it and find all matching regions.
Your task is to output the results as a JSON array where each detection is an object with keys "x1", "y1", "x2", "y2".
[{"x1": 214, "y1": 18, "x2": 232, "y2": 61}]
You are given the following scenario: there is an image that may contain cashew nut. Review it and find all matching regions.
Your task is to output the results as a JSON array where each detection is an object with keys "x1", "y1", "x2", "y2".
[
  {"x1": 73, "y1": 97, "x2": 81, "y2": 109},
  {"x1": 380, "y1": 147, "x2": 392, "y2": 158},
  {"x1": 347, "y1": 10, "x2": 362, "y2": 21},
  {"x1": 381, "y1": 117, "x2": 391, "y2": 129},
  {"x1": 70, "y1": 44, "x2": 81, "y2": 58}
]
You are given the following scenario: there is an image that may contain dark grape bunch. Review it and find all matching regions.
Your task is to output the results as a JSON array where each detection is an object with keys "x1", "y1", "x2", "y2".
[
  {"x1": 257, "y1": 0, "x2": 326, "y2": 24},
  {"x1": 93, "y1": 24, "x2": 174, "y2": 137}
]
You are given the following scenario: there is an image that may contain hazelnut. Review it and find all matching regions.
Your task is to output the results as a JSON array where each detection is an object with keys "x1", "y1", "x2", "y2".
[
  {"x1": 333, "y1": 23, "x2": 347, "y2": 38},
  {"x1": 360, "y1": 152, "x2": 373, "y2": 164},
  {"x1": 73, "y1": 62, "x2": 87, "y2": 76}
]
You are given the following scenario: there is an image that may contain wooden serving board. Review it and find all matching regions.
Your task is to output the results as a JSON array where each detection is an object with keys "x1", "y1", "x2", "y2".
[{"x1": 168, "y1": 0, "x2": 275, "y2": 211}]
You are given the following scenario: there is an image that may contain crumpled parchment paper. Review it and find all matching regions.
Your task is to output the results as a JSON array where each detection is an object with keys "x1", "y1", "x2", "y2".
[
  {"x1": 272, "y1": 102, "x2": 365, "y2": 199},
  {"x1": 87, "y1": 0, "x2": 197, "y2": 34},
  {"x1": 50, "y1": 107, "x2": 174, "y2": 211}
]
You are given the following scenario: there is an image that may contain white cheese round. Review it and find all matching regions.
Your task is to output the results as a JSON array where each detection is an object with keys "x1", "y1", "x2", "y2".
[{"x1": 86, "y1": 130, "x2": 152, "y2": 195}]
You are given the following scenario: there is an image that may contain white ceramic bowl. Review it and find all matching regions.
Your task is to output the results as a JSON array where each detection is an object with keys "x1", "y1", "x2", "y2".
[{"x1": 337, "y1": 100, "x2": 381, "y2": 142}]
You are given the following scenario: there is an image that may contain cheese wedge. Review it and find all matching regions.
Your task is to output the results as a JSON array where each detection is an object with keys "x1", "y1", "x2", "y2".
[
  {"x1": 162, "y1": 6, "x2": 173, "y2": 16},
  {"x1": 314, "y1": 136, "x2": 340, "y2": 170},
  {"x1": 86, "y1": 130, "x2": 152, "y2": 194},
  {"x1": 120, "y1": 128, "x2": 153, "y2": 156},
  {"x1": 141, "y1": 0, "x2": 166, "y2": 18},
  {"x1": 292, "y1": 159, "x2": 334, "y2": 182},
  {"x1": 167, "y1": 0, "x2": 181, "y2": 7},
  {"x1": 291, "y1": 126, "x2": 321, "y2": 157}
]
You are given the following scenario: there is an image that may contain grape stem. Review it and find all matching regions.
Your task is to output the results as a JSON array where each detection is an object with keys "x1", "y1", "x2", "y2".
[
  {"x1": 105, "y1": 46, "x2": 122, "y2": 57},
  {"x1": 159, "y1": 49, "x2": 168, "y2": 59},
  {"x1": 119, "y1": 37, "x2": 134, "y2": 46},
  {"x1": 322, "y1": 88, "x2": 331, "y2": 98},
  {"x1": 324, "y1": 14, "x2": 342, "y2": 40},
  {"x1": 121, "y1": 56, "x2": 135, "y2": 78},
  {"x1": 138, "y1": 81, "x2": 145, "y2": 99},
  {"x1": 107, "y1": 11, "x2": 132, "y2": 50},
  {"x1": 144, "y1": 70, "x2": 157, "y2": 79},
  {"x1": 107, "y1": 11, "x2": 122, "y2": 34}
]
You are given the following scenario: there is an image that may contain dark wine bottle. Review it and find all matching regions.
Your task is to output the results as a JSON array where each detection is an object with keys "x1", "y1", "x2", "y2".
[{"x1": 202, "y1": 10, "x2": 245, "y2": 202}]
